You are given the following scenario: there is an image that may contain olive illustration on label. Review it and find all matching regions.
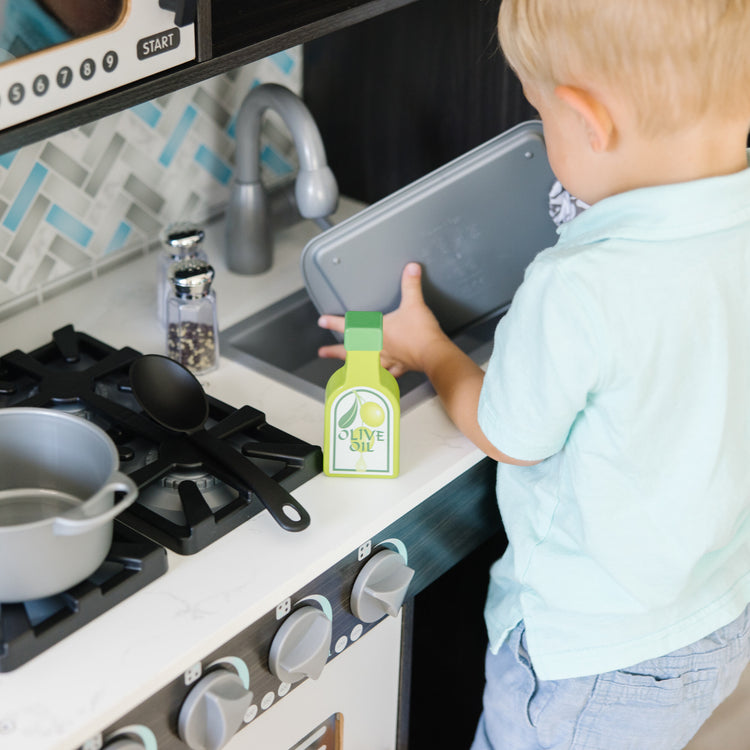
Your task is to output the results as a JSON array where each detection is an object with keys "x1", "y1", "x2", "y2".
[{"x1": 360, "y1": 401, "x2": 385, "y2": 427}]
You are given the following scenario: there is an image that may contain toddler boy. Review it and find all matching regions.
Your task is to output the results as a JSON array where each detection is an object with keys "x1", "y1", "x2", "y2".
[{"x1": 320, "y1": 0, "x2": 750, "y2": 746}]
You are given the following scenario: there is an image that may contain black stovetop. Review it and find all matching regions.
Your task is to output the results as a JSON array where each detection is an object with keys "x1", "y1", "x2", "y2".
[{"x1": 0, "y1": 324, "x2": 322, "y2": 671}]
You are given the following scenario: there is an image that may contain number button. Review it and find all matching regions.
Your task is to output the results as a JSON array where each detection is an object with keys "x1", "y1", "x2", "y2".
[
  {"x1": 102, "y1": 51, "x2": 118, "y2": 73},
  {"x1": 8, "y1": 83, "x2": 24, "y2": 105},
  {"x1": 80, "y1": 58, "x2": 96, "y2": 81},
  {"x1": 57, "y1": 66, "x2": 73, "y2": 88},
  {"x1": 33, "y1": 74, "x2": 50, "y2": 97}
]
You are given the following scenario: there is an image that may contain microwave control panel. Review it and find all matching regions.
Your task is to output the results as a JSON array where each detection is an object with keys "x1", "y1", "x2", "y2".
[{"x1": 0, "y1": 2, "x2": 196, "y2": 131}]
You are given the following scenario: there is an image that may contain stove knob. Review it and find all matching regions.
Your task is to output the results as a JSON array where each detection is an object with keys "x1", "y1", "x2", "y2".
[
  {"x1": 351, "y1": 549, "x2": 415, "y2": 623},
  {"x1": 102, "y1": 739, "x2": 145, "y2": 750},
  {"x1": 269, "y1": 605, "x2": 332, "y2": 683},
  {"x1": 178, "y1": 668, "x2": 254, "y2": 750},
  {"x1": 101, "y1": 726, "x2": 156, "y2": 750}
]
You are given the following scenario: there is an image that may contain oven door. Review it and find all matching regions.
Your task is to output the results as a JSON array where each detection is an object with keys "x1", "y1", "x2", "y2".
[
  {"x1": 224, "y1": 612, "x2": 404, "y2": 750},
  {"x1": 0, "y1": 0, "x2": 196, "y2": 131}
]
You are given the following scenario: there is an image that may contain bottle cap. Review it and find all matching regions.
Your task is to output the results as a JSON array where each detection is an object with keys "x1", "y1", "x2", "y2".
[
  {"x1": 171, "y1": 258, "x2": 215, "y2": 299},
  {"x1": 162, "y1": 222, "x2": 205, "y2": 249},
  {"x1": 161, "y1": 222, "x2": 206, "y2": 261},
  {"x1": 344, "y1": 311, "x2": 383, "y2": 351}
]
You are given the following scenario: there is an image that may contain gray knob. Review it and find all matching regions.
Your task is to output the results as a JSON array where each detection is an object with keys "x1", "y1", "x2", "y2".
[
  {"x1": 268, "y1": 605, "x2": 332, "y2": 683},
  {"x1": 103, "y1": 739, "x2": 145, "y2": 750},
  {"x1": 178, "y1": 668, "x2": 254, "y2": 750},
  {"x1": 351, "y1": 549, "x2": 415, "y2": 623}
]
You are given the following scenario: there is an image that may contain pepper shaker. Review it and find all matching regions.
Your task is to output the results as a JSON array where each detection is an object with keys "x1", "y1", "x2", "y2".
[
  {"x1": 166, "y1": 258, "x2": 219, "y2": 375},
  {"x1": 157, "y1": 222, "x2": 207, "y2": 326}
]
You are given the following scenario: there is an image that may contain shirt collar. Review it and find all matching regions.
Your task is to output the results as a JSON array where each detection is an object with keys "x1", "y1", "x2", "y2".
[{"x1": 556, "y1": 160, "x2": 750, "y2": 247}]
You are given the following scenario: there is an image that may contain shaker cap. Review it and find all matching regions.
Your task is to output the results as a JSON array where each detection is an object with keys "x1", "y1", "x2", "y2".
[
  {"x1": 171, "y1": 258, "x2": 215, "y2": 298},
  {"x1": 161, "y1": 222, "x2": 206, "y2": 260},
  {"x1": 344, "y1": 311, "x2": 383, "y2": 351}
]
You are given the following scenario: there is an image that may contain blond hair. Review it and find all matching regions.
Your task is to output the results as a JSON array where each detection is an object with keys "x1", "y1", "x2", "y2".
[{"x1": 498, "y1": 0, "x2": 750, "y2": 135}]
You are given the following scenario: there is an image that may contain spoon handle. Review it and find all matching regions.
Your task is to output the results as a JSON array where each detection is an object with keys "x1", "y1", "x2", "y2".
[{"x1": 192, "y1": 429, "x2": 310, "y2": 532}]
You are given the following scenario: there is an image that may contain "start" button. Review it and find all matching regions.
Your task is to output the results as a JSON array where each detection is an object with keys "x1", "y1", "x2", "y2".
[{"x1": 137, "y1": 28, "x2": 181, "y2": 60}]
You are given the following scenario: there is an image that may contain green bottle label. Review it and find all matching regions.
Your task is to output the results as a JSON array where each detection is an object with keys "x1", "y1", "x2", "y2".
[{"x1": 329, "y1": 386, "x2": 395, "y2": 474}]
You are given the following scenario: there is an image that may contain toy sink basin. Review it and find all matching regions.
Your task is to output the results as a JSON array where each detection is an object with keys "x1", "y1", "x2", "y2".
[{"x1": 220, "y1": 121, "x2": 558, "y2": 410}]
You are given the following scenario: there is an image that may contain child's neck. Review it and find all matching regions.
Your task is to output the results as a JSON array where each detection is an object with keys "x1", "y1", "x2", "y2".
[{"x1": 600, "y1": 115, "x2": 749, "y2": 201}]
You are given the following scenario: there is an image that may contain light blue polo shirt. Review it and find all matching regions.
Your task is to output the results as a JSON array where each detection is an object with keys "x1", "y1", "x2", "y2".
[{"x1": 478, "y1": 164, "x2": 750, "y2": 680}]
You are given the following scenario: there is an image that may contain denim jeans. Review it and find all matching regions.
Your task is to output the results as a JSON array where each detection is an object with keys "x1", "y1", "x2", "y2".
[{"x1": 470, "y1": 606, "x2": 750, "y2": 750}]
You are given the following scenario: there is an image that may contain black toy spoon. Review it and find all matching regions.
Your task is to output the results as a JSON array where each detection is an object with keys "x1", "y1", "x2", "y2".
[{"x1": 128, "y1": 354, "x2": 310, "y2": 532}]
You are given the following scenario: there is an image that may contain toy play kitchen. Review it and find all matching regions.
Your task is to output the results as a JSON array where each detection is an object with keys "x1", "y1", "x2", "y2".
[
  {"x1": 0, "y1": 122, "x2": 558, "y2": 750},
  {"x1": 0, "y1": 1, "x2": 197, "y2": 133}
]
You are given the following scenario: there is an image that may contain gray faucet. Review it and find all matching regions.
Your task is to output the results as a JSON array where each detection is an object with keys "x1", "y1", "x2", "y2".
[{"x1": 225, "y1": 83, "x2": 339, "y2": 275}]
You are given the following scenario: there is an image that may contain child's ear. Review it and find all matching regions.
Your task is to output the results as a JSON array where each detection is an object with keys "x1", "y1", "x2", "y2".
[{"x1": 554, "y1": 85, "x2": 615, "y2": 152}]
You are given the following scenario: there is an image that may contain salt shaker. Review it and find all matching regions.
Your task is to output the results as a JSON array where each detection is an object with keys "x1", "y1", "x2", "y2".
[
  {"x1": 166, "y1": 258, "x2": 219, "y2": 375},
  {"x1": 157, "y1": 222, "x2": 207, "y2": 326}
]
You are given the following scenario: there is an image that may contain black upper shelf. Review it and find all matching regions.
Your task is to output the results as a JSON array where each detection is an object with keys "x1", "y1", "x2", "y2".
[{"x1": 0, "y1": 0, "x2": 417, "y2": 156}]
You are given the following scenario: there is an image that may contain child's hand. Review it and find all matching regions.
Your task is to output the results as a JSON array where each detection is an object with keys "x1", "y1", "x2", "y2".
[
  {"x1": 319, "y1": 262, "x2": 531, "y2": 464},
  {"x1": 317, "y1": 262, "x2": 449, "y2": 377}
]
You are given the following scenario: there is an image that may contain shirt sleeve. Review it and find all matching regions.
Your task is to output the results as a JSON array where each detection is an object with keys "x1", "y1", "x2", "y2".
[{"x1": 478, "y1": 253, "x2": 602, "y2": 461}]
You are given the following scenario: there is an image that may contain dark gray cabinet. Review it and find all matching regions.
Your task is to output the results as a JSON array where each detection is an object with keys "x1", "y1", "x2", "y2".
[
  {"x1": 304, "y1": 0, "x2": 536, "y2": 203},
  {"x1": 0, "y1": 0, "x2": 418, "y2": 154}
]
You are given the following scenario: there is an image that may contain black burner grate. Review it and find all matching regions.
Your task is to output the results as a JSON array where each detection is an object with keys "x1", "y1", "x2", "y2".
[
  {"x1": 117, "y1": 400, "x2": 322, "y2": 554},
  {"x1": 0, "y1": 524, "x2": 167, "y2": 673}
]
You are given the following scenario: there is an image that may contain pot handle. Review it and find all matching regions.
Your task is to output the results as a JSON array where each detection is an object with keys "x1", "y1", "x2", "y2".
[{"x1": 52, "y1": 473, "x2": 138, "y2": 537}]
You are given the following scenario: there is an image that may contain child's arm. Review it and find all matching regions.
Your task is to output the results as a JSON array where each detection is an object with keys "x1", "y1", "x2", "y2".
[{"x1": 318, "y1": 262, "x2": 539, "y2": 466}]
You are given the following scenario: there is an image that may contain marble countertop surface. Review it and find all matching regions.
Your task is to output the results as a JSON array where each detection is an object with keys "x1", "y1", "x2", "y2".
[{"x1": 0, "y1": 200, "x2": 486, "y2": 750}]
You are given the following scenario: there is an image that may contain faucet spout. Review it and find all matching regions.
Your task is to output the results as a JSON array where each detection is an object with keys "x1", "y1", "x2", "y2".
[{"x1": 226, "y1": 83, "x2": 339, "y2": 275}]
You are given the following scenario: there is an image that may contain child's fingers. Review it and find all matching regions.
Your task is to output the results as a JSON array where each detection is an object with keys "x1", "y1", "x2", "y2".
[
  {"x1": 318, "y1": 314, "x2": 345, "y2": 333},
  {"x1": 400, "y1": 262, "x2": 424, "y2": 305},
  {"x1": 317, "y1": 314, "x2": 346, "y2": 360},
  {"x1": 382, "y1": 354, "x2": 407, "y2": 378},
  {"x1": 318, "y1": 343, "x2": 346, "y2": 360}
]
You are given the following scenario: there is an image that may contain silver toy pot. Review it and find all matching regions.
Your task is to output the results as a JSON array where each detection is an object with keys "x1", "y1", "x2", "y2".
[{"x1": 0, "y1": 407, "x2": 138, "y2": 602}]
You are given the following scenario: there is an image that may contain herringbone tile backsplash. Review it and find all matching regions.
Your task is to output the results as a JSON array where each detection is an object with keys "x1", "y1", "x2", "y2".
[{"x1": 0, "y1": 48, "x2": 302, "y2": 320}]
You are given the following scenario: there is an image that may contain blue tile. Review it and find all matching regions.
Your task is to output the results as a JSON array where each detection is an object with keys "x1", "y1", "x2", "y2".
[
  {"x1": 270, "y1": 51, "x2": 295, "y2": 75},
  {"x1": 4, "y1": 162, "x2": 47, "y2": 231},
  {"x1": 131, "y1": 101, "x2": 162, "y2": 128},
  {"x1": 159, "y1": 105, "x2": 198, "y2": 167},
  {"x1": 194, "y1": 145, "x2": 232, "y2": 185},
  {"x1": 46, "y1": 205, "x2": 93, "y2": 247},
  {"x1": 0, "y1": 150, "x2": 18, "y2": 169},
  {"x1": 105, "y1": 221, "x2": 131, "y2": 254},
  {"x1": 260, "y1": 145, "x2": 294, "y2": 176}
]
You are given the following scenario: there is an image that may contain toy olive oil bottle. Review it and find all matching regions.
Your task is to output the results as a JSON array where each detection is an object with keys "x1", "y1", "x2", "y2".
[{"x1": 324, "y1": 311, "x2": 400, "y2": 477}]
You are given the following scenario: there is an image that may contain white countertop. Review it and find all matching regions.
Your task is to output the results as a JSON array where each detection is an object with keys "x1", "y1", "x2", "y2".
[{"x1": 0, "y1": 199, "x2": 486, "y2": 750}]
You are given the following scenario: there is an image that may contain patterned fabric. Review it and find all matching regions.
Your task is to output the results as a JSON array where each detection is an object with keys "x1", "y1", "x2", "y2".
[{"x1": 548, "y1": 179, "x2": 589, "y2": 226}]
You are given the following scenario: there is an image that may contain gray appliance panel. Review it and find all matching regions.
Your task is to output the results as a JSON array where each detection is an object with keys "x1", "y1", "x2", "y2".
[{"x1": 301, "y1": 120, "x2": 559, "y2": 336}]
